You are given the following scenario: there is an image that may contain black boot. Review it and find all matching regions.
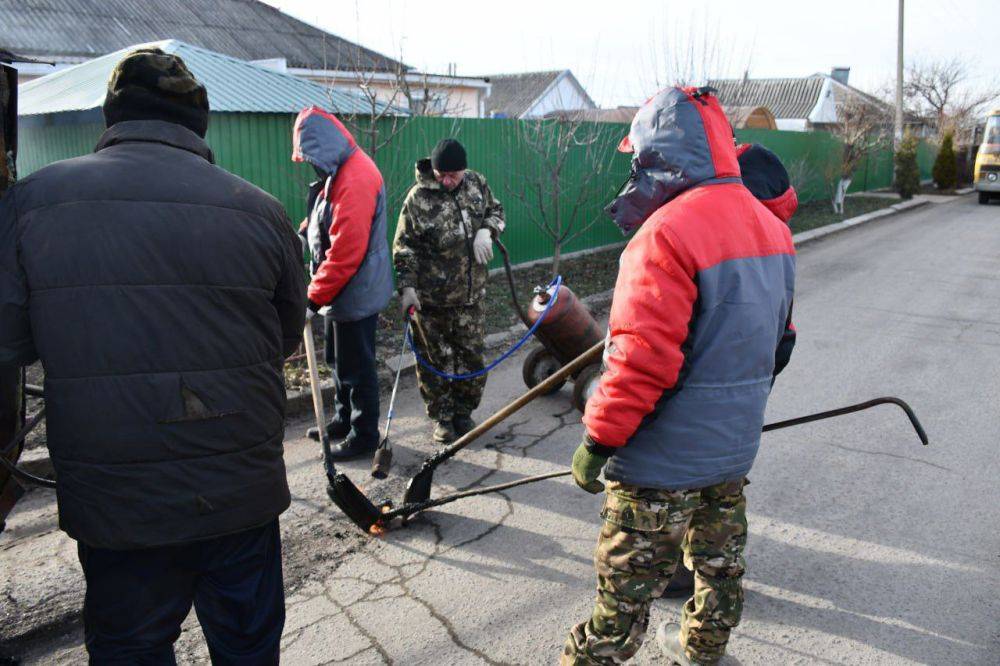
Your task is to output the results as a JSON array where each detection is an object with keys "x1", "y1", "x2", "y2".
[
  {"x1": 327, "y1": 434, "x2": 379, "y2": 460},
  {"x1": 307, "y1": 419, "x2": 351, "y2": 442}
]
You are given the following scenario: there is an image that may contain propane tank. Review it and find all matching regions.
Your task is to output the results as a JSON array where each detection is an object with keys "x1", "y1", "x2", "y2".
[{"x1": 526, "y1": 284, "x2": 603, "y2": 366}]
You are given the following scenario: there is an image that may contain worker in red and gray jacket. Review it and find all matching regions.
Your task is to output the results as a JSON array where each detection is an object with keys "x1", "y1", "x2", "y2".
[
  {"x1": 562, "y1": 88, "x2": 796, "y2": 666},
  {"x1": 292, "y1": 107, "x2": 393, "y2": 459},
  {"x1": 657, "y1": 139, "x2": 801, "y2": 602}
]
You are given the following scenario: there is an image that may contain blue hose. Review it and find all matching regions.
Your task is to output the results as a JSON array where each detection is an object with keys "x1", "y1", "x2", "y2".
[{"x1": 406, "y1": 275, "x2": 563, "y2": 381}]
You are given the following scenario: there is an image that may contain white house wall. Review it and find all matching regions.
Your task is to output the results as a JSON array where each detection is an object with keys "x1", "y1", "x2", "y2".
[
  {"x1": 775, "y1": 118, "x2": 809, "y2": 131},
  {"x1": 807, "y1": 77, "x2": 838, "y2": 125},
  {"x1": 524, "y1": 75, "x2": 595, "y2": 118}
]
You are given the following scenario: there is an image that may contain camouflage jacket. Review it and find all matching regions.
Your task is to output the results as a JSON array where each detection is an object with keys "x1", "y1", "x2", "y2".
[{"x1": 392, "y1": 158, "x2": 505, "y2": 307}]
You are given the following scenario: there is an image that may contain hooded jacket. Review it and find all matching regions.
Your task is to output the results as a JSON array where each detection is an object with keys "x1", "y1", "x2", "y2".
[
  {"x1": 0, "y1": 120, "x2": 305, "y2": 548},
  {"x1": 737, "y1": 142, "x2": 798, "y2": 377},
  {"x1": 292, "y1": 107, "x2": 393, "y2": 321},
  {"x1": 736, "y1": 143, "x2": 799, "y2": 224},
  {"x1": 392, "y1": 159, "x2": 505, "y2": 307},
  {"x1": 584, "y1": 88, "x2": 796, "y2": 490}
]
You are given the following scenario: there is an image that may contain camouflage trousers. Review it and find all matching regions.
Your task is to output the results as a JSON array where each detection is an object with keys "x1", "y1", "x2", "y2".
[
  {"x1": 412, "y1": 303, "x2": 486, "y2": 421},
  {"x1": 562, "y1": 478, "x2": 748, "y2": 665}
]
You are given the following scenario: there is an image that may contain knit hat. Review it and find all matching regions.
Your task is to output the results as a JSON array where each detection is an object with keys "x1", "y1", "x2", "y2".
[
  {"x1": 102, "y1": 48, "x2": 210, "y2": 137},
  {"x1": 430, "y1": 138, "x2": 467, "y2": 172}
]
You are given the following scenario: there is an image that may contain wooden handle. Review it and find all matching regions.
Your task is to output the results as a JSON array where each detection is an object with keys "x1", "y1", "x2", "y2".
[
  {"x1": 302, "y1": 323, "x2": 328, "y2": 444},
  {"x1": 435, "y1": 340, "x2": 604, "y2": 462}
]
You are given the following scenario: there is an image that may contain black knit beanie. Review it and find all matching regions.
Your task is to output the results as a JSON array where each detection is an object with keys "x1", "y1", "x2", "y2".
[
  {"x1": 430, "y1": 138, "x2": 467, "y2": 172},
  {"x1": 102, "y1": 48, "x2": 210, "y2": 137}
]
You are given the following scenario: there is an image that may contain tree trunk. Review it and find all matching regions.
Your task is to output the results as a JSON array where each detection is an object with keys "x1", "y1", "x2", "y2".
[
  {"x1": 832, "y1": 177, "x2": 852, "y2": 214},
  {"x1": 551, "y1": 242, "x2": 562, "y2": 279}
]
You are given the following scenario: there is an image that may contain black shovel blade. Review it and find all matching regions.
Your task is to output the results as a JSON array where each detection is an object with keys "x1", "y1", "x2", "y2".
[
  {"x1": 327, "y1": 473, "x2": 383, "y2": 533},
  {"x1": 402, "y1": 466, "x2": 434, "y2": 505},
  {"x1": 370, "y1": 446, "x2": 392, "y2": 480}
]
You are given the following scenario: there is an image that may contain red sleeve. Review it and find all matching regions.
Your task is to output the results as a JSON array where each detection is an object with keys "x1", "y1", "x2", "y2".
[
  {"x1": 582, "y1": 221, "x2": 698, "y2": 448},
  {"x1": 308, "y1": 159, "x2": 378, "y2": 306}
]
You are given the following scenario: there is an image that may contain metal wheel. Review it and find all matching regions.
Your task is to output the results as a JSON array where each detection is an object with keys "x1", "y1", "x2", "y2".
[
  {"x1": 571, "y1": 363, "x2": 602, "y2": 413},
  {"x1": 522, "y1": 346, "x2": 565, "y2": 395}
]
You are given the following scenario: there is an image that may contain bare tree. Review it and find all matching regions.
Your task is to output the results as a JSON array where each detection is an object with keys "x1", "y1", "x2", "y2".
[
  {"x1": 828, "y1": 97, "x2": 892, "y2": 214},
  {"x1": 904, "y1": 58, "x2": 1000, "y2": 142},
  {"x1": 308, "y1": 30, "x2": 470, "y2": 160},
  {"x1": 785, "y1": 157, "x2": 820, "y2": 203},
  {"x1": 644, "y1": 8, "x2": 753, "y2": 91},
  {"x1": 501, "y1": 114, "x2": 621, "y2": 276}
]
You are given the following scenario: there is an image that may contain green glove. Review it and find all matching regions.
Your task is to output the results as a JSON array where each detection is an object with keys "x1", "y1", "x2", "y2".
[{"x1": 572, "y1": 441, "x2": 610, "y2": 494}]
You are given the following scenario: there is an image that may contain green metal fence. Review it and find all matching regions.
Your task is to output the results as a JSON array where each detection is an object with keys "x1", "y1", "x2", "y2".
[{"x1": 17, "y1": 113, "x2": 937, "y2": 267}]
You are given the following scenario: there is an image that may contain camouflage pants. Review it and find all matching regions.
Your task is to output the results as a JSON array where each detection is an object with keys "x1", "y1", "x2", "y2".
[
  {"x1": 412, "y1": 303, "x2": 486, "y2": 421},
  {"x1": 562, "y1": 478, "x2": 748, "y2": 665}
]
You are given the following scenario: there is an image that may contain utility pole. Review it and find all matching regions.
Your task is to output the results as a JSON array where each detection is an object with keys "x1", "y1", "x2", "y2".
[{"x1": 895, "y1": 0, "x2": 904, "y2": 146}]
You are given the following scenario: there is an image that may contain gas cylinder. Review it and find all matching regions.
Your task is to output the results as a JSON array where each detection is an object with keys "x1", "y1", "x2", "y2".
[{"x1": 526, "y1": 284, "x2": 603, "y2": 367}]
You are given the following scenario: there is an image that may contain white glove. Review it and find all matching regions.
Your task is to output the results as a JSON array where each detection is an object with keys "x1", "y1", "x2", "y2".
[
  {"x1": 400, "y1": 287, "x2": 421, "y2": 317},
  {"x1": 473, "y1": 228, "x2": 494, "y2": 265}
]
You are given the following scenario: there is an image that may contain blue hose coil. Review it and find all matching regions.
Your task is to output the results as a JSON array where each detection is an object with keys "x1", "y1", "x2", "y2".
[{"x1": 406, "y1": 275, "x2": 563, "y2": 381}]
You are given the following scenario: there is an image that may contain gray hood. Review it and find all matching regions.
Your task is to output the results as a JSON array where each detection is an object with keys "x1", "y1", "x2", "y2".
[{"x1": 606, "y1": 87, "x2": 741, "y2": 234}]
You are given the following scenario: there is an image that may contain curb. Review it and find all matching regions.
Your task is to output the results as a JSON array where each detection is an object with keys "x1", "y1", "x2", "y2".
[{"x1": 790, "y1": 198, "x2": 930, "y2": 247}]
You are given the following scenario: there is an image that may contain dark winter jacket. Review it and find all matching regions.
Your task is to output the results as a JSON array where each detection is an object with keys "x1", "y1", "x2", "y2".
[
  {"x1": 0, "y1": 120, "x2": 306, "y2": 549},
  {"x1": 584, "y1": 88, "x2": 796, "y2": 490},
  {"x1": 292, "y1": 107, "x2": 392, "y2": 321}
]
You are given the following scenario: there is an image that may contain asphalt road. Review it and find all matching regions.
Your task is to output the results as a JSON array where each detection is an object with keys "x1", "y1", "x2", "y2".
[{"x1": 6, "y1": 194, "x2": 999, "y2": 664}]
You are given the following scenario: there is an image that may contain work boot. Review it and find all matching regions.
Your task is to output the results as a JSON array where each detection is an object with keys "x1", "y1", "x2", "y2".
[
  {"x1": 452, "y1": 414, "x2": 476, "y2": 438},
  {"x1": 307, "y1": 419, "x2": 351, "y2": 443},
  {"x1": 655, "y1": 622, "x2": 741, "y2": 666},
  {"x1": 659, "y1": 563, "x2": 695, "y2": 598},
  {"x1": 433, "y1": 420, "x2": 456, "y2": 444},
  {"x1": 327, "y1": 434, "x2": 378, "y2": 460}
]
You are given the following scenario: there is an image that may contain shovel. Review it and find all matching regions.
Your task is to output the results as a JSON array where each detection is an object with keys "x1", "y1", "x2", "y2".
[
  {"x1": 371, "y1": 316, "x2": 412, "y2": 479},
  {"x1": 302, "y1": 322, "x2": 385, "y2": 529}
]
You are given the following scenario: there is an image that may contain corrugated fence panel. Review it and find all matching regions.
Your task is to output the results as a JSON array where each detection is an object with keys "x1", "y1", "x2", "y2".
[
  {"x1": 17, "y1": 112, "x2": 939, "y2": 267},
  {"x1": 17, "y1": 114, "x2": 104, "y2": 177},
  {"x1": 208, "y1": 113, "x2": 312, "y2": 223},
  {"x1": 735, "y1": 128, "x2": 844, "y2": 202}
]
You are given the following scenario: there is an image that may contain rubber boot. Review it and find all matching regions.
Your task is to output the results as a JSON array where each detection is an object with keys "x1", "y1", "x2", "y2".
[
  {"x1": 327, "y1": 434, "x2": 378, "y2": 460},
  {"x1": 433, "y1": 420, "x2": 456, "y2": 444},
  {"x1": 307, "y1": 419, "x2": 351, "y2": 442},
  {"x1": 655, "y1": 622, "x2": 742, "y2": 665}
]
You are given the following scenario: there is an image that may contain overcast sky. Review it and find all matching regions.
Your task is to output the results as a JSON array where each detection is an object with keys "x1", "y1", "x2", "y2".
[{"x1": 264, "y1": 0, "x2": 995, "y2": 108}]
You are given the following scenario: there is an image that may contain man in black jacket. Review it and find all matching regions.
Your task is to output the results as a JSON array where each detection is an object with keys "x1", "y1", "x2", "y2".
[{"x1": 0, "y1": 49, "x2": 305, "y2": 663}]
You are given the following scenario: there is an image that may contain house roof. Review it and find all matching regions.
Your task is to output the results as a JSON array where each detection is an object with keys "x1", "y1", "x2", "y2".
[
  {"x1": 707, "y1": 74, "x2": 888, "y2": 122},
  {"x1": 18, "y1": 40, "x2": 391, "y2": 117},
  {"x1": 483, "y1": 70, "x2": 596, "y2": 118},
  {"x1": 0, "y1": 0, "x2": 404, "y2": 72},
  {"x1": 0, "y1": 49, "x2": 45, "y2": 65},
  {"x1": 707, "y1": 76, "x2": 827, "y2": 120},
  {"x1": 544, "y1": 107, "x2": 638, "y2": 124}
]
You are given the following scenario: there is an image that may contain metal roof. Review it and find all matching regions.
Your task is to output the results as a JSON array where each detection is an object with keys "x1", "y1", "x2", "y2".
[
  {"x1": 708, "y1": 76, "x2": 827, "y2": 120},
  {"x1": 18, "y1": 40, "x2": 392, "y2": 116},
  {"x1": 483, "y1": 70, "x2": 583, "y2": 119},
  {"x1": 708, "y1": 74, "x2": 888, "y2": 122},
  {"x1": 0, "y1": 0, "x2": 404, "y2": 72}
]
